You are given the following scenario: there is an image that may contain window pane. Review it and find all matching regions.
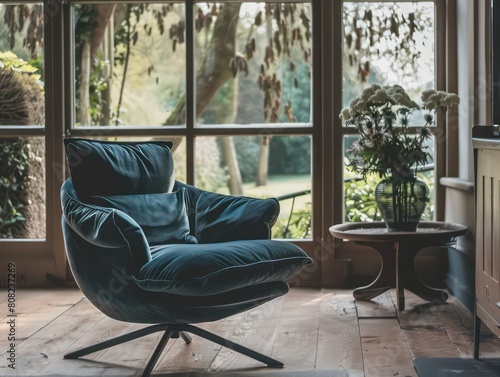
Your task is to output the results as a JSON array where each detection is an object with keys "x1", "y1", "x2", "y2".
[
  {"x1": 195, "y1": 2, "x2": 312, "y2": 127},
  {"x1": 0, "y1": 137, "x2": 46, "y2": 239},
  {"x1": 0, "y1": 4, "x2": 45, "y2": 126},
  {"x1": 342, "y1": 1, "x2": 434, "y2": 109},
  {"x1": 343, "y1": 135, "x2": 434, "y2": 223},
  {"x1": 342, "y1": 2, "x2": 436, "y2": 224},
  {"x1": 0, "y1": 5, "x2": 46, "y2": 240},
  {"x1": 170, "y1": 137, "x2": 186, "y2": 184},
  {"x1": 72, "y1": 3, "x2": 186, "y2": 127},
  {"x1": 195, "y1": 135, "x2": 312, "y2": 239}
]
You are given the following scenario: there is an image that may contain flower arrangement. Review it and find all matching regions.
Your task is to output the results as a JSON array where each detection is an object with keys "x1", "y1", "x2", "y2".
[{"x1": 339, "y1": 85, "x2": 460, "y2": 180}]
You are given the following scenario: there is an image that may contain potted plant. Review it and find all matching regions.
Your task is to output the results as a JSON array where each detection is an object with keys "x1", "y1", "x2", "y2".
[{"x1": 339, "y1": 85, "x2": 459, "y2": 231}]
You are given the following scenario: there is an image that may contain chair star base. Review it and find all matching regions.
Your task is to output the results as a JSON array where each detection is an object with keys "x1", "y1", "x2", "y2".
[{"x1": 64, "y1": 323, "x2": 284, "y2": 377}]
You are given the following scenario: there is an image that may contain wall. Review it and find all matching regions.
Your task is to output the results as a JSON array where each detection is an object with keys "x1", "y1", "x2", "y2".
[
  {"x1": 441, "y1": 178, "x2": 475, "y2": 312},
  {"x1": 441, "y1": 0, "x2": 481, "y2": 312}
]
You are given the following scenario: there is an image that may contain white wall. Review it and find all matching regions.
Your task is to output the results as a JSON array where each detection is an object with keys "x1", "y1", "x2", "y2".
[{"x1": 457, "y1": 0, "x2": 476, "y2": 181}]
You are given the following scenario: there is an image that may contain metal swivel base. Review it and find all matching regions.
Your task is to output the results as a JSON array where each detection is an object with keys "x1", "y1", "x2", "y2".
[{"x1": 64, "y1": 323, "x2": 284, "y2": 377}]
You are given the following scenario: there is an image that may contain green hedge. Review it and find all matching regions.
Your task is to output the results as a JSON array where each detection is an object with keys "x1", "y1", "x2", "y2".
[{"x1": 0, "y1": 139, "x2": 31, "y2": 237}]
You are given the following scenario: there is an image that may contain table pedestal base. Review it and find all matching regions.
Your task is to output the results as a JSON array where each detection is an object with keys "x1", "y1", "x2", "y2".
[
  {"x1": 354, "y1": 240, "x2": 448, "y2": 311},
  {"x1": 329, "y1": 222, "x2": 467, "y2": 312}
]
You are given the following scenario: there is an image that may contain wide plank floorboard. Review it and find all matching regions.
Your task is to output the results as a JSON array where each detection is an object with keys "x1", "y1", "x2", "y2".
[
  {"x1": 392, "y1": 290, "x2": 463, "y2": 360},
  {"x1": 359, "y1": 318, "x2": 417, "y2": 377},
  {"x1": 1, "y1": 287, "x2": 500, "y2": 376},
  {"x1": 316, "y1": 289, "x2": 363, "y2": 377}
]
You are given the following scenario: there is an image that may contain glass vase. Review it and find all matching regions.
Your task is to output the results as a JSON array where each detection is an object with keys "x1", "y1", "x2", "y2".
[{"x1": 374, "y1": 174, "x2": 429, "y2": 232}]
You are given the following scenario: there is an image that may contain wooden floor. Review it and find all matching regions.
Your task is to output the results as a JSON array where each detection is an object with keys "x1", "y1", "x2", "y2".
[{"x1": 0, "y1": 287, "x2": 499, "y2": 377}]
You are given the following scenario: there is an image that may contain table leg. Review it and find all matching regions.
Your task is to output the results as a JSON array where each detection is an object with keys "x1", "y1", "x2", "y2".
[
  {"x1": 352, "y1": 241, "x2": 396, "y2": 301},
  {"x1": 397, "y1": 241, "x2": 448, "y2": 307},
  {"x1": 395, "y1": 247, "x2": 405, "y2": 311}
]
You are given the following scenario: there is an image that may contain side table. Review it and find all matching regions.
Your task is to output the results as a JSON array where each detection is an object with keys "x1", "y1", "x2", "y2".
[{"x1": 329, "y1": 221, "x2": 467, "y2": 311}]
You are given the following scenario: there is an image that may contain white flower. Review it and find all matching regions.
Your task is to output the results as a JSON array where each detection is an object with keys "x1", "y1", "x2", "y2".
[
  {"x1": 349, "y1": 97, "x2": 369, "y2": 114},
  {"x1": 361, "y1": 84, "x2": 382, "y2": 101},
  {"x1": 393, "y1": 93, "x2": 419, "y2": 109},
  {"x1": 339, "y1": 107, "x2": 351, "y2": 120},
  {"x1": 421, "y1": 90, "x2": 459, "y2": 110},
  {"x1": 386, "y1": 86, "x2": 418, "y2": 109},
  {"x1": 368, "y1": 88, "x2": 392, "y2": 104},
  {"x1": 422, "y1": 92, "x2": 443, "y2": 110},
  {"x1": 339, "y1": 84, "x2": 460, "y2": 179},
  {"x1": 422, "y1": 100, "x2": 438, "y2": 110},
  {"x1": 421, "y1": 89, "x2": 436, "y2": 102},
  {"x1": 443, "y1": 93, "x2": 460, "y2": 107}
]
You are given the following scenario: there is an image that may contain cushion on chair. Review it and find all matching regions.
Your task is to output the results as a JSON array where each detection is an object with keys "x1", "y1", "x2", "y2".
[
  {"x1": 64, "y1": 138, "x2": 175, "y2": 200},
  {"x1": 88, "y1": 188, "x2": 197, "y2": 246},
  {"x1": 134, "y1": 240, "x2": 312, "y2": 296},
  {"x1": 195, "y1": 192, "x2": 280, "y2": 243}
]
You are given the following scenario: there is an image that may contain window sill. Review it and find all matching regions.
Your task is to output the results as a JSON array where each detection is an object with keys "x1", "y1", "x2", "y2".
[{"x1": 439, "y1": 177, "x2": 474, "y2": 193}]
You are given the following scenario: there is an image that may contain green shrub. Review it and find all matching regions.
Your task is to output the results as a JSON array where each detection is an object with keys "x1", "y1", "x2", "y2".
[
  {"x1": 0, "y1": 139, "x2": 31, "y2": 237},
  {"x1": 0, "y1": 51, "x2": 43, "y2": 237},
  {"x1": 344, "y1": 175, "x2": 382, "y2": 222},
  {"x1": 272, "y1": 202, "x2": 311, "y2": 239}
]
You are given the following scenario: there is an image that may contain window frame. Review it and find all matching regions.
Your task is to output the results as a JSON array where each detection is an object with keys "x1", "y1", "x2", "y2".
[{"x1": 0, "y1": 2, "x2": 66, "y2": 287}]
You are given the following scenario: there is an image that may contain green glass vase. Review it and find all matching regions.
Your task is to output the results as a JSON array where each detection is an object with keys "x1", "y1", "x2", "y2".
[{"x1": 374, "y1": 174, "x2": 429, "y2": 232}]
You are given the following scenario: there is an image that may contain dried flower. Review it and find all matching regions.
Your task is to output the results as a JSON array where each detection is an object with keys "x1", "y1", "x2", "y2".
[
  {"x1": 341, "y1": 85, "x2": 460, "y2": 179},
  {"x1": 340, "y1": 107, "x2": 351, "y2": 121}
]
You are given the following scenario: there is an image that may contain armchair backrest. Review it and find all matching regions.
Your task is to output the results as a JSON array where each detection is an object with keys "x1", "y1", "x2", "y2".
[{"x1": 64, "y1": 138, "x2": 175, "y2": 200}]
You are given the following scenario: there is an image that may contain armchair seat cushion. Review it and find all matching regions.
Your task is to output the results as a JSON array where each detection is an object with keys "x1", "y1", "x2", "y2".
[{"x1": 134, "y1": 240, "x2": 312, "y2": 296}]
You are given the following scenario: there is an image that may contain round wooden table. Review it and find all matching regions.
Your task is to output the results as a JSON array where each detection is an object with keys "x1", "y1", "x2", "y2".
[{"x1": 329, "y1": 221, "x2": 468, "y2": 311}]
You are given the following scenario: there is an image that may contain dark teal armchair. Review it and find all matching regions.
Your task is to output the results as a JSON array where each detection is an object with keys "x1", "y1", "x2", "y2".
[{"x1": 61, "y1": 138, "x2": 312, "y2": 377}]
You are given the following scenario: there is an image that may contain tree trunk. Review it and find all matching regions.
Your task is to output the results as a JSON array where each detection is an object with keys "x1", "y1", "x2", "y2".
[
  {"x1": 220, "y1": 137, "x2": 243, "y2": 195},
  {"x1": 100, "y1": 14, "x2": 114, "y2": 125},
  {"x1": 165, "y1": 3, "x2": 241, "y2": 126},
  {"x1": 256, "y1": 135, "x2": 270, "y2": 186},
  {"x1": 164, "y1": 3, "x2": 242, "y2": 155},
  {"x1": 216, "y1": 42, "x2": 243, "y2": 195},
  {"x1": 255, "y1": 11, "x2": 275, "y2": 186},
  {"x1": 90, "y1": 4, "x2": 117, "y2": 60},
  {"x1": 78, "y1": 42, "x2": 91, "y2": 126}
]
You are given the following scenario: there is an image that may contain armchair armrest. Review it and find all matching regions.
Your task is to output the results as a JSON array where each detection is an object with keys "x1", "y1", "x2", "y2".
[
  {"x1": 61, "y1": 180, "x2": 151, "y2": 270},
  {"x1": 194, "y1": 190, "x2": 280, "y2": 243}
]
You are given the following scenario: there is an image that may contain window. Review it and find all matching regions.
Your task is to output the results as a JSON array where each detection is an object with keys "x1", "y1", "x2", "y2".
[
  {"x1": 0, "y1": 1, "x2": 453, "y2": 286},
  {"x1": 341, "y1": 1, "x2": 437, "y2": 223},
  {"x1": 0, "y1": 4, "x2": 45, "y2": 240}
]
